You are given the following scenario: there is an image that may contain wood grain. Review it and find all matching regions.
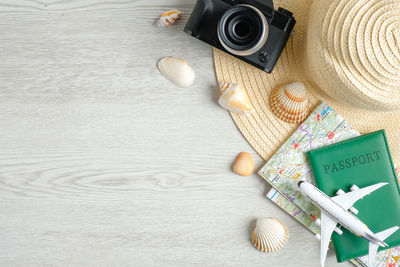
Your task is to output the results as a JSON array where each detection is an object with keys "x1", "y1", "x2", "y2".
[{"x1": 0, "y1": 0, "x2": 350, "y2": 266}]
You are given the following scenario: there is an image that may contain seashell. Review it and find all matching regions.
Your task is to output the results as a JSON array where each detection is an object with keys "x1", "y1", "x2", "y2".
[
  {"x1": 157, "y1": 57, "x2": 195, "y2": 87},
  {"x1": 232, "y1": 152, "x2": 254, "y2": 176},
  {"x1": 251, "y1": 217, "x2": 289, "y2": 253},
  {"x1": 157, "y1": 10, "x2": 183, "y2": 27},
  {"x1": 270, "y1": 81, "x2": 310, "y2": 123},
  {"x1": 218, "y1": 82, "x2": 254, "y2": 116}
]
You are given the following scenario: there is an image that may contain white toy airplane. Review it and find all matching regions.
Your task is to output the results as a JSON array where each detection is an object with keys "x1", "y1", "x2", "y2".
[{"x1": 297, "y1": 181, "x2": 399, "y2": 267}]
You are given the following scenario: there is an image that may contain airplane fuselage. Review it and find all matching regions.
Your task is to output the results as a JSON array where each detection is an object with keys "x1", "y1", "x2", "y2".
[{"x1": 298, "y1": 181, "x2": 377, "y2": 242}]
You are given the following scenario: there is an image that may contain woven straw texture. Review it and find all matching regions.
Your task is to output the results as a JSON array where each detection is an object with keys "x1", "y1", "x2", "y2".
[{"x1": 213, "y1": 0, "x2": 400, "y2": 163}]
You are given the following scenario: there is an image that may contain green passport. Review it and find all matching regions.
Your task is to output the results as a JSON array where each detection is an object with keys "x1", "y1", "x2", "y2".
[{"x1": 306, "y1": 130, "x2": 400, "y2": 262}]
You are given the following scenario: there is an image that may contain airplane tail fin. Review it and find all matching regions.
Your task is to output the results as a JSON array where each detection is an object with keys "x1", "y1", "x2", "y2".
[{"x1": 368, "y1": 226, "x2": 399, "y2": 267}]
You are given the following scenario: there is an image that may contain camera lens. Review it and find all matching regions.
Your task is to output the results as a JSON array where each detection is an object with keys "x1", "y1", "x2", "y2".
[
  {"x1": 217, "y1": 4, "x2": 269, "y2": 56},
  {"x1": 233, "y1": 21, "x2": 251, "y2": 39}
]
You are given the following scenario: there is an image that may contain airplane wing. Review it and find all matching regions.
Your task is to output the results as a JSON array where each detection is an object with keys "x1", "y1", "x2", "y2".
[
  {"x1": 368, "y1": 226, "x2": 399, "y2": 267},
  {"x1": 320, "y1": 211, "x2": 337, "y2": 267},
  {"x1": 331, "y1": 183, "x2": 388, "y2": 210}
]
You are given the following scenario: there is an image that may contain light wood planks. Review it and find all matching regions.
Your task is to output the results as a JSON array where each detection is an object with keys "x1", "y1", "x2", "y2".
[{"x1": 0, "y1": 0, "x2": 349, "y2": 266}]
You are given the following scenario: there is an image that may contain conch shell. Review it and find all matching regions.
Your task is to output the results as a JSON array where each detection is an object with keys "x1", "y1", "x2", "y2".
[
  {"x1": 270, "y1": 81, "x2": 310, "y2": 123},
  {"x1": 251, "y1": 217, "x2": 289, "y2": 253},
  {"x1": 232, "y1": 152, "x2": 254, "y2": 176},
  {"x1": 218, "y1": 82, "x2": 254, "y2": 115},
  {"x1": 157, "y1": 10, "x2": 183, "y2": 27},
  {"x1": 157, "y1": 57, "x2": 195, "y2": 87}
]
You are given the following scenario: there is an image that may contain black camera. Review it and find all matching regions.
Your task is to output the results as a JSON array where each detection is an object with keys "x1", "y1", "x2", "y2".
[{"x1": 184, "y1": 0, "x2": 296, "y2": 73}]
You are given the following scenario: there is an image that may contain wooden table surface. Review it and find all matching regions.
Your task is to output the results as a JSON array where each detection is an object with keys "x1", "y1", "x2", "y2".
[{"x1": 0, "y1": 1, "x2": 351, "y2": 266}]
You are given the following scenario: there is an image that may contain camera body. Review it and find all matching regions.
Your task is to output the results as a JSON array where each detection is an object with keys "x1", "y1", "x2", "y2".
[{"x1": 184, "y1": 0, "x2": 296, "y2": 73}]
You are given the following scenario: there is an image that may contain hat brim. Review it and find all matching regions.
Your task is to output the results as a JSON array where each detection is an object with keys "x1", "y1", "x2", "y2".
[
  {"x1": 213, "y1": 47, "x2": 400, "y2": 163},
  {"x1": 213, "y1": 0, "x2": 400, "y2": 163}
]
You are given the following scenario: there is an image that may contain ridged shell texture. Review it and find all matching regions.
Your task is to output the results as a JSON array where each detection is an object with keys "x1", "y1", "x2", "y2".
[
  {"x1": 251, "y1": 217, "x2": 289, "y2": 253},
  {"x1": 270, "y1": 82, "x2": 309, "y2": 123}
]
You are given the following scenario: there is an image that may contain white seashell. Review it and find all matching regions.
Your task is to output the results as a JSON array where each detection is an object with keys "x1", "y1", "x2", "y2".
[
  {"x1": 251, "y1": 217, "x2": 289, "y2": 253},
  {"x1": 157, "y1": 57, "x2": 195, "y2": 87},
  {"x1": 157, "y1": 10, "x2": 183, "y2": 27},
  {"x1": 270, "y1": 81, "x2": 310, "y2": 123},
  {"x1": 218, "y1": 82, "x2": 254, "y2": 116}
]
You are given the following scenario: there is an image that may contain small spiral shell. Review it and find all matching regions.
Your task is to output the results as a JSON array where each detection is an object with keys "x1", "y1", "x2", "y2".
[
  {"x1": 157, "y1": 10, "x2": 183, "y2": 27},
  {"x1": 218, "y1": 82, "x2": 254, "y2": 116}
]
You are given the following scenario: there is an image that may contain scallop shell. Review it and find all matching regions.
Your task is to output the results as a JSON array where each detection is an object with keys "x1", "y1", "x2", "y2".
[
  {"x1": 157, "y1": 57, "x2": 195, "y2": 87},
  {"x1": 270, "y1": 81, "x2": 309, "y2": 123},
  {"x1": 157, "y1": 10, "x2": 183, "y2": 27},
  {"x1": 251, "y1": 217, "x2": 289, "y2": 253},
  {"x1": 232, "y1": 152, "x2": 254, "y2": 176},
  {"x1": 218, "y1": 82, "x2": 254, "y2": 116}
]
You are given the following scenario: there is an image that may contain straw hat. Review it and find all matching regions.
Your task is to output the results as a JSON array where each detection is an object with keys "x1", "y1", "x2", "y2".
[{"x1": 214, "y1": 0, "x2": 400, "y2": 163}]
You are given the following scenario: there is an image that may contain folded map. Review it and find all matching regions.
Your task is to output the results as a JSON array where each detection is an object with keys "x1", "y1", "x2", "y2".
[{"x1": 259, "y1": 102, "x2": 400, "y2": 267}]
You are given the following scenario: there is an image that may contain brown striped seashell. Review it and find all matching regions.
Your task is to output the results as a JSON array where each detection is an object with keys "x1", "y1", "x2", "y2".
[
  {"x1": 157, "y1": 10, "x2": 183, "y2": 27},
  {"x1": 270, "y1": 82, "x2": 310, "y2": 123},
  {"x1": 251, "y1": 217, "x2": 289, "y2": 253},
  {"x1": 218, "y1": 82, "x2": 254, "y2": 116},
  {"x1": 232, "y1": 152, "x2": 254, "y2": 176}
]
